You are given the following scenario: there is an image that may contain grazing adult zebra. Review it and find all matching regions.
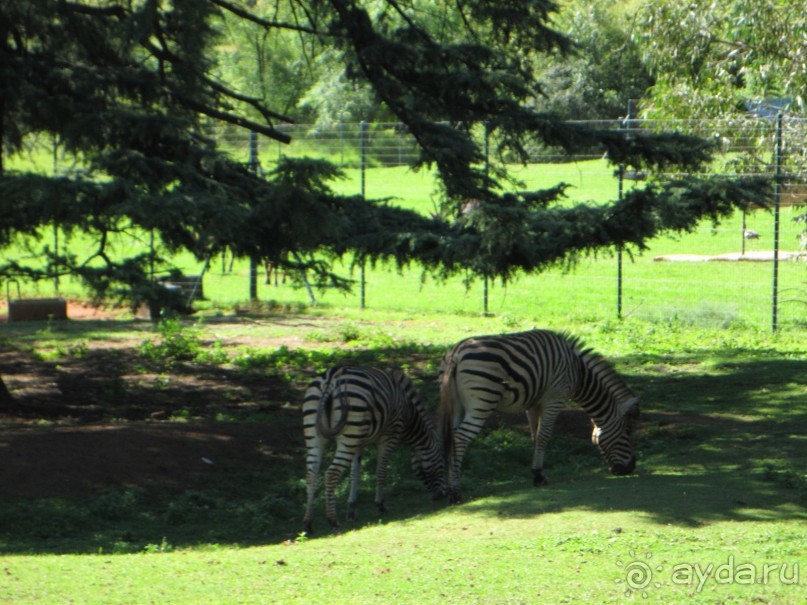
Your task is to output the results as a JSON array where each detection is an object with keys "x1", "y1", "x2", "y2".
[
  {"x1": 439, "y1": 330, "x2": 639, "y2": 503},
  {"x1": 303, "y1": 366, "x2": 445, "y2": 533}
]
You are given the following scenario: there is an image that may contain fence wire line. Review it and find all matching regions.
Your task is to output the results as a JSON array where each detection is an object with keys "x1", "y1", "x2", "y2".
[{"x1": 214, "y1": 117, "x2": 807, "y2": 175}]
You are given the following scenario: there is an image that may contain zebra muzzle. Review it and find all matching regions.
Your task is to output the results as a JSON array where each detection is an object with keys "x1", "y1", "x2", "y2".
[
  {"x1": 431, "y1": 486, "x2": 447, "y2": 501},
  {"x1": 611, "y1": 455, "x2": 636, "y2": 475}
]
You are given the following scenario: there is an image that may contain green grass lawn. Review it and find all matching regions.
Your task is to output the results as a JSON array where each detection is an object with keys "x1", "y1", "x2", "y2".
[{"x1": 0, "y1": 308, "x2": 804, "y2": 604}]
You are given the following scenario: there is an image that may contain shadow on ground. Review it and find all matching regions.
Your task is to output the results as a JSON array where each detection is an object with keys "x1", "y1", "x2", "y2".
[{"x1": 0, "y1": 338, "x2": 804, "y2": 553}]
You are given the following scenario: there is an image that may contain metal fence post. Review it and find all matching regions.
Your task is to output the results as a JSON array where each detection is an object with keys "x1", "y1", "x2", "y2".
[
  {"x1": 248, "y1": 131, "x2": 260, "y2": 301},
  {"x1": 51, "y1": 140, "x2": 61, "y2": 293},
  {"x1": 617, "y1": 160, "x2": 625, "y2": 320},
  {"x1": 772, "y1": 113, "x2": 783, "y2": 332},
  {"x1": 483, "y1": 121, "x2": 491, "y2": 316},
  {"x1": 360, "y1": 121, "x2": 367, "y2": 309},
  {"x1": 616, "y1": 101, "x2": 636, "y2": 319}
]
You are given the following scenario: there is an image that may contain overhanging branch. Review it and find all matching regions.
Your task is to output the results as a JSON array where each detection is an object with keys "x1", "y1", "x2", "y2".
[{"x1": 209, "y1": 0, "x2": 326, "y2": 36}]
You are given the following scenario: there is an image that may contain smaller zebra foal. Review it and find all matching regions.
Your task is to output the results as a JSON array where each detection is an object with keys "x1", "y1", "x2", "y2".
[{"x1": 302, "y1": 367, "x2": 445, "y2": 533}]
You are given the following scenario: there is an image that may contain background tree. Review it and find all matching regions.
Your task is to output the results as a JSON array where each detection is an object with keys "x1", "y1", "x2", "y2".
[
  {"x1": 0, "y1": 0, "x2": 305, "y2": 308},
  {"x1": 635, "y1": 0, "x2": 806, "y2": 118},
  {"x1": 634, "y1": 0, "x2": 806, "y2": 247},
  {"x1": 530, "y1": 0, "x2": 653, "y2": 120},
  {"x1": 0, "y1": 375, "x2": 11, "y2": 404},
  {"x1": 0, "y1": 0, "x2": 771, "y2": 309}
]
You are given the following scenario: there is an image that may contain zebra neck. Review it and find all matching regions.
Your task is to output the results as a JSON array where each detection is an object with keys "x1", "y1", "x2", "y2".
[{"x1": 572, "y1": 354, "x2": 628, "y2": 428}]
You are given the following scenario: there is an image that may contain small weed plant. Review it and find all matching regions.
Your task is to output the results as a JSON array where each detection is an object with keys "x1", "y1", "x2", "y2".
[{"x1": 138, "y1": 318, "x2": 225, "y2": 367}]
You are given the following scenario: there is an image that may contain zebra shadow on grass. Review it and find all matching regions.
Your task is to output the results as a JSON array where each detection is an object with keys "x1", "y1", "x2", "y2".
[{"x1": 456, "y1": 355, "x2": 806, "y2": 527}]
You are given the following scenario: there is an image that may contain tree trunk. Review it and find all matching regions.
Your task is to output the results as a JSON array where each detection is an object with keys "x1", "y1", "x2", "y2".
[{"x1": 0, "y1": 375, "x2": 12, "y2": 404}]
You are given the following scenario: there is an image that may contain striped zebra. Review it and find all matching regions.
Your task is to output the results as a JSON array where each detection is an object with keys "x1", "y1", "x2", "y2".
[
  {"x1": 439, "y1": 329, "x2": 639, "y2": 503},
  {"x1": 303, "y1": 366, "x2": 445, "y2": 533}
]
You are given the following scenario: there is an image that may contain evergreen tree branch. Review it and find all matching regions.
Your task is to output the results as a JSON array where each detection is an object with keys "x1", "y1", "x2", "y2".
[
  {"x1": 61, "y1": 1, "x2": 127, "y2": 19},
  {"x1": 209, "y1": 0, "x2": 327, "y2": 36},
  {"x1": 138, "y1": 34, "x2": 294, "y2": 141}
]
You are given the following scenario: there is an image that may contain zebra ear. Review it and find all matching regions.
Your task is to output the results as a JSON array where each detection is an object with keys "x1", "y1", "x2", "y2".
[
  {"x1": 620, "y1": 397, "x2": 640, "y2": 419},
  {"x1": 390, "y1": 368, "x2": 406, "y2": 383}
]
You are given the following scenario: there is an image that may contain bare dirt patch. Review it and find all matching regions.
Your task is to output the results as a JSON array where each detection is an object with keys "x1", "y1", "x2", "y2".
[{"x1": 0, "y1": 309, "x2": 306, "y2": 498}]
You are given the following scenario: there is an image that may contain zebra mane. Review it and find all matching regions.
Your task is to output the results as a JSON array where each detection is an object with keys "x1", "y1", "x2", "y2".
[{"x1": 564, "y1": 333, "x2": 636, "y2": 408}]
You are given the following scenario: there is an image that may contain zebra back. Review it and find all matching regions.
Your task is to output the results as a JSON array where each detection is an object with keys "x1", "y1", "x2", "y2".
[
  {"x1": 306, "y1": 366, "x2": 396, "y2": 441},
  {"x1": 438, "y1": 329, "x2": 638, "y2": 438}
]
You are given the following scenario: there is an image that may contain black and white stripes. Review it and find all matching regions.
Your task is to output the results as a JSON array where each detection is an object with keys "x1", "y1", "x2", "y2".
[
  {"x1": 439, "y1": 330, "x2": 639, "y2": 503},
  {"x1": 302, "y1": 366, "x2": 445, "y2": 533}
]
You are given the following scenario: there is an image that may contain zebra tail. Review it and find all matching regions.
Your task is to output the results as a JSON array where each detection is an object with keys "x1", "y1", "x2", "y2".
[
  {"x1": 438, "y1": 356, "x2": 457, "y2": 463},
  {"x1": 315, "y1": 372, "x2": 348, "y2": 438}
]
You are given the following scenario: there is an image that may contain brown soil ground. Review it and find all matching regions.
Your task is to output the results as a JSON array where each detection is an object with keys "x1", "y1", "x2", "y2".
[{"x1": 0, "y1": 302, "x2": 307, "y2": 498}]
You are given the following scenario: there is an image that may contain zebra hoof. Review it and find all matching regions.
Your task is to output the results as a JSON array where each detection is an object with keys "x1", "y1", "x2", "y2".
[
  {"x1": 448, "y1": 491, "x2": 463, "y2": 505},
  {"x1": 303, "y1": 521, "x2": 313, "y2": 535},
  {"x1": 347, "y1": 503, "x2": 357, "y2": 521},
  {"x1": 532, "y1": 472, "x2": 549, "y2": 487},
  {"x1": 376, "y1": 501, "x2": 388, "y2": 516}
]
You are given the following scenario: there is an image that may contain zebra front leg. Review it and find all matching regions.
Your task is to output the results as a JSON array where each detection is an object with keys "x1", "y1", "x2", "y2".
[
  {"x1": 448, "y1": 416, "x2": 489, "y2": 504},
  {"x1": 347, "y1": 449, "x2": 363, "y2": 521},
  {"x1": 527, "y1": 403, "x2": 561, "y2": 487},
  {"x1": 373, "y1": 437, "x2": 398, "y2": 516}
]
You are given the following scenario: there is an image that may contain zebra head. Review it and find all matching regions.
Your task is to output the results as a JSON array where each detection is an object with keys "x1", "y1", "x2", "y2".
[
  {"x1": 591, "y1": 397, "x2": 639, "y2": 476},
  {"x1": 411, "y1": 451, "x2": 446, "y2": 500},
  {"x1": 392, "y1": 369, "x2": 447, "y2": 500}
]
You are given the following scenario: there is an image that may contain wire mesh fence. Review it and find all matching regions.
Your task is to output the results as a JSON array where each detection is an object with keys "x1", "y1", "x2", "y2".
[
  {"x1": 213, "y1": 117, "x2": 806, "y2": 330},
  {"x1": 6, "y1": 117, "x2": 806, "y2": 329}
]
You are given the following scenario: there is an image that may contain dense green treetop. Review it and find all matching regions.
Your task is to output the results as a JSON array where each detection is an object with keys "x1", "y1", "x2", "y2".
[
  {"x1": 0, "y1": 0, "x2": 771, "y2": 306},
  {"x1": 636, "y1": 0, "x2": 806, "y2": 118}
]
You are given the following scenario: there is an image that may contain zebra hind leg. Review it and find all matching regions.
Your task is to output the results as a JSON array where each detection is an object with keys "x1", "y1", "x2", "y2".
[
  {"x1": 347, "y1": 450, "x2": 363, "y2": 521},
  {"x1": 324, "y1": 460, "x2": 350, "y2": 530},
  {"x1": 447, "y1": 450, "x2": 463, "y2": 505},
  {"x1": 447, "y1": 417, "x2": 490, "y2": 504},
  {"x1": 303, "y1": 437, "x2": 324, "y2": 534},
  {"x1": 532, "y1": 469, "x2": 549, "y2": 487}
]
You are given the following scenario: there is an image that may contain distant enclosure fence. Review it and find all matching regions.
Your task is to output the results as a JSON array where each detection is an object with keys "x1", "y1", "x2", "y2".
[
  {"x1": 213, "y1": 116, "x2": 806, "y2": 331},
  {"x1": 5, "y1": 116, "x2": 806, "y2": 330}
]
